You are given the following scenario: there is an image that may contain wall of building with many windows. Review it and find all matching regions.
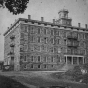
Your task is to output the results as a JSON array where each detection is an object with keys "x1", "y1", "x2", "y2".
[
  {"x1": 4, "y1": 16, "x2": 88, "y2": 71},
  {"x1": 18, "y1": 23, "x2": 88, "y2": 70}
]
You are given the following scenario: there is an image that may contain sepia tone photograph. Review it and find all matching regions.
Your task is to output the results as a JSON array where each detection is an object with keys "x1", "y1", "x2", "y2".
[{"x1": 0, "y1": 0, "x2": 88, "y2": 88}]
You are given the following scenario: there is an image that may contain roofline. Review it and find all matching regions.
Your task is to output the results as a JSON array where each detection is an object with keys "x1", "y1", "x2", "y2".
[
  {"x1": 58, "y1": 9, "x2": 69, "y2": 14},
  {"x1": 3, "y1": 18, "x2": 20, "y2": 36},
  {"x1": 3, "y1": 18, "x2": 88, "y2": 36}
]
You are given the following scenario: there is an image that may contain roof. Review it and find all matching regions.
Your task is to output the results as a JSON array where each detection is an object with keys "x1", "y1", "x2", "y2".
[
  {"x1": 58, "y1": 9, "x2": 69, "y2": 14},
  {"x1": 3, "y1": 18, "x2": 88, "y2": 36}
]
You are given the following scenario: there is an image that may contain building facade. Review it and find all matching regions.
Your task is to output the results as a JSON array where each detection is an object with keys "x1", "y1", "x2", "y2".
[{"x1": 4, "y1": 9, "x2": 88, "y2": 71}]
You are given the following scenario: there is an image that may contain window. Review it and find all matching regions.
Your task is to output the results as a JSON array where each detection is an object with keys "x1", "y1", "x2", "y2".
[
  {"x1": 64, "y1": 31, "x2": 66, "y2": 38},
  {"x1": 20, "y1": 56, "x2": 23, "y2": 59},
  {"x1": 58, "y1": 48, "x2": 61, "y2": 53},
  {"x1": 34, "y1": 45, "x2": 41, "y2": 52},
  {"x1": 24, "y1": 44, "x2": 28, "y2": 51},
  {"x1": 73, "y1": 49, "x2": 76, "y2": 54},
  {"x1": 51, "y1": 47, "x2": 54, "y2": 53},
  {"x1": 73, "y1": 41, "x2": 78, "y2": 46},
  {"x1": 41, "y1": 45, "x2": 44, "y2": 50},
  {"x1": 51, "y1": 56, "x2": 54, "y2": 62},
  {"x1": 44, "y1": 56, "x2": 47, "y2": 62},
  {"x1": 30, "y1": 64, "x2": 33, "y2": 68},
  {"x1": 44, "y1": 28, "x2": 47, "y2": 34},
  {"x1": 21, "y1": 33, "x2": 24, "y2": 39},
  {"x1": 41, "y1": 45, "x2": 47, "y2": 52},
  {"x1": 44, "y1": 37, "x2": 48, "y2": 44},
  {"x1": 39, "y1": 46, "x2": 41, "y2": 52},
  {"x1": 83, "y1": 34, "x2": 85, "y2": 39},
  {"x1": 83, "y1": 50, "x2": 86, "y2": 55},
  {"x1": 24, "y1": 64, "x2": 27, "y2": 69},
  {"x1": 83, "y1": 42, "x2": 86, "y2": 48},
  {"x1": 67, "y1": 48, "x2": 71, "y2": 54},
  {"x1": 55, "y1": 30, "x2": 60, "y2": 36},
  {"x1": 64, "y1": 39, "x2": 67, "y2": 45},
  {"x1": 24, "y1": 26, "x2": 28, "y2": 33},
  {"x1": 20, "y1": 47, "x2": 24, "y2": 52},
  {"x1": 45, "y1": 46, "x2": 48, "y2": 52},
  {"x1": 80, "y1": 33, "x2": 84, "y2": 39},
  {"x1": 30, "y1": 27, "x2": 34, "y2": 34},
  {"x1": 57, "y1": 31, "x2": 60, "y2": 36},
  {"x1": 30, "y1": 36, "x2": 34, "y2": 42},
  {"x1": 10, "y1": 35, "x2": 15, "y2": 40},
  {"x1": 31, "y1": 46, "x2": 34, "y2": 51},
  {"x1": 57, "y1": 55, "x2": 60, "y2": 62},
  {"x1": 44, "y1": 65, "x2": 47, "y2": 68},
  {"x1": 38, "y1": 37, "x2": 41, "y2": 43},
  {"x1": 51, "y1": 30, "x2": 54, "y2": 35},
  {"x1": 66, "y1": 31, "x2": 71, "y2": 37},
  {"x1": 24, "y1": 56, "x2": 27, "y2": 61},
  {"x1": 24, "y1": 35, "x2": 28, "y2": 40},
  {"x1": 31, "y1": 56, "x2": 34, "y2": 62},
  {"x1": 57, "y1": 39, "x2": 60, "y2": 44},
  {"x1": 72, "y1": 32, "x2": 77, "y2": 38},
  {"x1": 38, "y1": 65, "x2": 41, "y2": 68},
  {"x1": 38, "y1": 56, "x2": 41, "y2": 62},
  {"x1": 38, "y1": 28, "x2": 41, "y2": 34},
  {"x1": 11, "y1": 57, "x2": 14, "y2": 60},
  {"x1": 51, "y1": 65, "x2": 54, "y2": 68},
  {"x1": 51, "y1": 38, "x2": 54, "y2": 44},
  {"x1": 80, "y1": 49, "x2": 86, "y2": 55}
]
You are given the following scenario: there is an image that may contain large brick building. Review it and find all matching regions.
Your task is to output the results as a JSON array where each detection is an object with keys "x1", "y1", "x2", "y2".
[{"x1": 4, "y1": 9, "x2": 88, "y2": 71}]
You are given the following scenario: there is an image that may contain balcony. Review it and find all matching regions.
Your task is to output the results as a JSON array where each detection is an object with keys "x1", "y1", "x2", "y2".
[
  {"x1": 67, "y1": 35, "x2": 78, "y2": 40},
  {"x1": 10, "y1": 35, "x2": 15, "y2": 40},
  {"x1": 65, "y1": 50, "x2": 78, "y2": 55},
  {"x1": 10, "y1": 43, "x2": 15, "y2": 47},
  {"x1": 8, "y1": 51, "x2": 14, "y2": 55},
  {"x1": 67, "y1": 43, "x2": 79, "y2": 48}
]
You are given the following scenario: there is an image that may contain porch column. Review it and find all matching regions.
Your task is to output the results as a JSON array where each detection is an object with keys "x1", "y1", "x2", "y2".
[
  {"x1": 66, "y1": 56, "x2": 67, "y2": 64},
  {"x1": 83, "y1": 57, "x2": 84, "y2": 64},
  {"x1": 77, "y1": 57, "x2": 79, "y2": 65},
  {"x1": 72, "y1": 56, "x2": 73, "y2": 65}
]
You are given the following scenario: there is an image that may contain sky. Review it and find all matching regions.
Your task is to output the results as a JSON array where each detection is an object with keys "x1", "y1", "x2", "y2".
[{"x1": 0, "y1": 0, "x2": 88, "y2": 61}]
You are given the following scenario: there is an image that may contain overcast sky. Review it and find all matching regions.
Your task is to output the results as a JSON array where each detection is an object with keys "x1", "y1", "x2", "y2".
[{"x1": 0, "y1": 0, "x2": 88, "y2": 61}]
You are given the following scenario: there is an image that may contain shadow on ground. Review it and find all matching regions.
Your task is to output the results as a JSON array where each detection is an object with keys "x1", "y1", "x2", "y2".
[
  {"x1": 0, "y1": 75, "x2": 29, "y2": 88},
  {"x1": 0, "y1": 71, "x2": 88, "y2": 88}
]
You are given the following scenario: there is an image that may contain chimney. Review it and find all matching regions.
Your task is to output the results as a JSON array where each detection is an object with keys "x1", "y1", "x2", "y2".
[
  {"x1": 11, "y1": 24, "x2": 12, "y2": 26},
  {"x1": 8, "y1": 27, "x2": 9, "y2": 29},
  {"x1": 28, "y1": 15, "x2": 31, "y2": 20},
  {"x1": 78, "y1": 23, "x2": 81, "y2": 28},
  {"x1": 53, "y1": 19, "x2": 55, "y2": 24},
  {"x1": 41, "y1": 17, "x2": 44, "y2": 22},
  {"x1": 85, "y1": 24, "x2": 87, "y2": 29}
]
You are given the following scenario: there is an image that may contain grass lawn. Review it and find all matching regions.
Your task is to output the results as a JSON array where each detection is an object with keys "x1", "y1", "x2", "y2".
[
  {"x1": 0, "y1": 75, "x2": 29, "y2": 88},
  {"x1": 0, "y1": 71, "x2": 88, "y2": 88}
]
